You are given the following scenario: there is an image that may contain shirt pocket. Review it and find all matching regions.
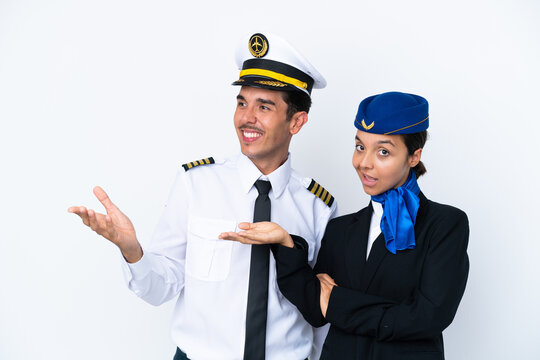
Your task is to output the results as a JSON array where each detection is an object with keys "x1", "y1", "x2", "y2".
[{"x1": 185, "y1": 216, "x2": 236, "y2": 281}]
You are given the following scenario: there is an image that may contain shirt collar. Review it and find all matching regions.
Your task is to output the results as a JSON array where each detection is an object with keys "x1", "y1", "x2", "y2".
[
  {"x1": 237, "y1": 153, "x2": 292, "y2": 198},
  {"x1": 371, "y1": 200, "x2": 384, "y2": 218}
]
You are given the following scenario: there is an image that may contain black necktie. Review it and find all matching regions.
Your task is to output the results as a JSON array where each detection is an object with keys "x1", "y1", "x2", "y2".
[{"x1": 244, "y1": 180, "x2": 271, "y2": 360}]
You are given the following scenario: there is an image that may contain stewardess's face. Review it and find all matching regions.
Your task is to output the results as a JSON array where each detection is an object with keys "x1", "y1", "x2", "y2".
[{"x1": 352, "y1": 130, "x2": 421, "y2": 196}]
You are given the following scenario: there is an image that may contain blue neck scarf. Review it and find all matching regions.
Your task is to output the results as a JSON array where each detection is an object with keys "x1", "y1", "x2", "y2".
[{"x1": 371, "y1": 171, "x2": 421, "y2": 254}]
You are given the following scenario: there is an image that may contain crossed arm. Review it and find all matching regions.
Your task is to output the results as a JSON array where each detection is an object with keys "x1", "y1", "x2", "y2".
[{"x1": 220, "y1": 215, "x2": 469, "y2": 340}]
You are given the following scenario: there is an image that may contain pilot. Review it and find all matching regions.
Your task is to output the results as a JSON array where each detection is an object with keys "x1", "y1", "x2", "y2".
[{"x1": 69, "y1": 32, "x2": 337, "y2": 360}]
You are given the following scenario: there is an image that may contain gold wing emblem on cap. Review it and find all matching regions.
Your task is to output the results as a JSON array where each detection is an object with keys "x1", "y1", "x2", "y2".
[
  {"x1": 249, "y1": 34, "x2": 269, "y2": 58},
  {"x1": 361, "y1": 119, "x2": 375, "y2": 130}
]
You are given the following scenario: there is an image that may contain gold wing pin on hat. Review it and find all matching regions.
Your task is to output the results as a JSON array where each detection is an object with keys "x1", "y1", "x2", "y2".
[
  {"x1": 361, "y1": 119, "x2": 375, "y2": 130},
  {"x1": 248, "y1": 33, "x2": 269, "y2": 58}
]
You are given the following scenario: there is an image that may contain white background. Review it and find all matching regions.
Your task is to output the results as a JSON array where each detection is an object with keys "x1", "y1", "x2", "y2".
[{"x1": 1, "y1": 0, "x2": 539, "y2": 359}]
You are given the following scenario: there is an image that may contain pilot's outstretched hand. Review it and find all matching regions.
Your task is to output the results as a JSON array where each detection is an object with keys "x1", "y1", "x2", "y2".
[{"x1": 68, "y1": 186, "x2": 142, "y2": 263}]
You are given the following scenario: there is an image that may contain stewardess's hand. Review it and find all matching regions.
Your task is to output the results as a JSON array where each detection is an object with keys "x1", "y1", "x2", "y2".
[
  {"x1": 317, "y1": 273, "x2": 337, "y2": 317},
  {"x1": 68, "y1": 186, "x2": 142, "y2": 263},
  {"x1": 219, "y1": 222, "x2": 294, "y2": 248}
]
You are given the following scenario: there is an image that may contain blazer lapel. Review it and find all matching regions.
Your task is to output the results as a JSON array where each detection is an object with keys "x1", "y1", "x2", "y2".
[
  {"x1": 360, "y1": 232, "x2": 388, "y2": 291},
  {"x1": 359, "y1": 193, "x2": 429, "y2": 291},
  {"x1": 344, "y1": 205, "x2": 371, "y2": 289}
]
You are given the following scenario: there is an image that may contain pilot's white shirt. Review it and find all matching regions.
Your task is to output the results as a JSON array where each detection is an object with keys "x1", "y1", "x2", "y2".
[{"x1": 122, "y1": 153, "x2": 337, "y2": 360}]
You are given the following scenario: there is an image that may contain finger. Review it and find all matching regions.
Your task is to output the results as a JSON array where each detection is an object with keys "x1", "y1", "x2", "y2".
[
  {"x1": 319, "y1": 277, "x2": 337, "y2": 288},
  {"x1": 88, "y1": 209, "x2": 107, "y2": 233},
  {"x1": 320, "y1": 274, "x2": 337, "y2": 286},
  {"x1": 235, "y1": 229, "x2": 274, "y2": 241},
  {"x1": 227, "y1": 230, "x2": 277, "y2": 244},
  {"x1": 317, "y1": 273, "x2": 334, "y2": 285},
  {"x1": 77, "y1": 206, "x2": 90, "y2": 226},
  {"x1": 322, "y1": 280, "x2": 335, "y2": 288},
  {"x1": 237, "y1": 222, "x2": 275, "y2": 231},
  {"x1": 319, "y1": 278, "x2": 330, "y2": 287},
  {"x1": 318, "y1": 277, "x2": 335, "y2": 292},
  {"x1": 237, "y1": 222, "x2": 254, "y2": 230},
  {"x1": 317, "y1": 279, "x2": 330, "y2": 294},
  {"x1": 237, "y1": 232, "x2": 273, "y2": 244},
  {"x1": 219, "y1": 230, "x2": 241, "y2": 240},
  {"x1": 87, "y1": 209, "x2": 98, "y2": 230},
  {"x1": 219, "y1": 232, "x2": 259, "y2": 244},
  {"x1": 219, "y1": 232, "x2": 249, "y2": 243},
  {"x1": 105, "y1": 215, "x2": 117, "y2": 240},
  {"x1": 218, "y1": 232, "x2": 236, "y2": 240},
  {"x1": 68, "y1": 206, "x2": 83, "y2": 215},
  {"x1": 317, "y1": 273, "x2": 332, "y2": 281},
  {"x1": 93, "y1": 186, "x2": 115, "y2": 212},
  {"x1": 68, "y1": 206, "x2": 89, "y2": 225}
]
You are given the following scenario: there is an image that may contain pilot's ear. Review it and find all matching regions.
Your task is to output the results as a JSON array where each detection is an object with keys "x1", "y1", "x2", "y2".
[{"x1": 289, "y1": 112, "x2": 308, "y2": 135}]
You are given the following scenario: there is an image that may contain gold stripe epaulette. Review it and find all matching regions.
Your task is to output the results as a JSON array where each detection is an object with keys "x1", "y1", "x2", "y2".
[
  {"x1": 182, "y1": 157, "x2": 215, "y2": 171},
  {"x1": 307, "y1": 179, "x2": 334, "y2": 207}
]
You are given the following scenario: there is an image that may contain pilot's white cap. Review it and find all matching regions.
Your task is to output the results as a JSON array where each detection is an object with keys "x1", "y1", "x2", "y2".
[{"x1": 232, "y1": 32, "x2": 326, "y2": 96}]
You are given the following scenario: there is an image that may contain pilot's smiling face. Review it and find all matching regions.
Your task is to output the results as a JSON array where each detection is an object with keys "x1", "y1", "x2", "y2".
[{"x1": 233, "y1": 86, "x2": 292, "y2": 166}]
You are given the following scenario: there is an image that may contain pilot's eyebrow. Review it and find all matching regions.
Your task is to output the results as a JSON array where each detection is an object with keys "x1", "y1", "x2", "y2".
[
  {"x1": 236, "y1": 95, "x2": 245, "y2": 101},
  {"x1": 257, "y1": 98, "x2": 276, "y2": 106}
]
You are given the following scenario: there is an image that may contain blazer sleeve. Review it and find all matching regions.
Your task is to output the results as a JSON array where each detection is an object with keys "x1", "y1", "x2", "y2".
[
  {"x1": 272, "y1": 234, "x2": 331, "y2": 328},
  {"x1": 325, "y1": 209, "x2": 470, "y2": 341}
]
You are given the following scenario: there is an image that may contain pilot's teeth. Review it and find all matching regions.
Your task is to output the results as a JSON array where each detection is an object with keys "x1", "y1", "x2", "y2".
[{"x1": 244, "y1": 131, "x2": 261, "y2": 138}]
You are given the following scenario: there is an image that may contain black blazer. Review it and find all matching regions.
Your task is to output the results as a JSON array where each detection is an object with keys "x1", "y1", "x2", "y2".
[{"x1": 273, "y1": 193, "x2": 469, "y2": 360}]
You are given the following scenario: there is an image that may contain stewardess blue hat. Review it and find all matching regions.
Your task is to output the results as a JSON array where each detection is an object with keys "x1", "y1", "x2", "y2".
[
  {"x1": 354, "y1": 92, "x2": 429, "y2": 135},
  {"x1": 232, "y1": 32, "x2": 326, "y2": 97}
]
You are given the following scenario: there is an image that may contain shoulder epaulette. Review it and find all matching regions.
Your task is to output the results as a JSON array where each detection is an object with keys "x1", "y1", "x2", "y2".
[
  {"x1": 307, "y1": 179, "x2": 334, "y2": 207},
  {"x1": 182, "y1": 157, "x2": 215, "y2": 171}
]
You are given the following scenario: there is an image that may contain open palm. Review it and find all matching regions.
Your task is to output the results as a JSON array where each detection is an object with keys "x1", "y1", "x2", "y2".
[
  {"x1": 68, "y1": 186, "x2": 142, "y2": 262},
  {"x1": 219, "y1": 221, "x2": 294, "y2": 248}
]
